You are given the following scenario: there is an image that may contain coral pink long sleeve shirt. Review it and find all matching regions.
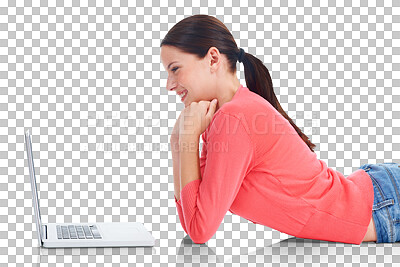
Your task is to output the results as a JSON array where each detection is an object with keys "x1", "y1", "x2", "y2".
[{"x1": 174, "y1": 84, "x2": 374, "y2": 245}]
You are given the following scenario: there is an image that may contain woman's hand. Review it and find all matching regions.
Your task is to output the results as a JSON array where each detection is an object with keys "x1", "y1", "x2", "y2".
[{"x1": 179, "y1": 99, "x2": 218, "y2": 140}]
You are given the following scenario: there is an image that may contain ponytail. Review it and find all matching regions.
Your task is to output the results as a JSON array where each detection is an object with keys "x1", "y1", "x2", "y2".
[{"x1": 238, "y1": 51, "x2": 317, "y2": 152}]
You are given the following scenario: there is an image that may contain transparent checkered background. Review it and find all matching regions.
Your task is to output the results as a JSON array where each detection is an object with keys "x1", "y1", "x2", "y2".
[{"x1": 1, "y1": 0, "x2": 400, "y2": 266}]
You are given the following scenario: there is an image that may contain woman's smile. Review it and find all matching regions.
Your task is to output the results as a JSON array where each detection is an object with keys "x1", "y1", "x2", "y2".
[{"x1": 178, "y1": 90, "x2": 188, "y2": 102}]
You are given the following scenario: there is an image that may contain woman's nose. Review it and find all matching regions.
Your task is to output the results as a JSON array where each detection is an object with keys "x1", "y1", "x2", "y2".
[{"x1": 166, "y1": 77, "x2": 176, "y2": 91}]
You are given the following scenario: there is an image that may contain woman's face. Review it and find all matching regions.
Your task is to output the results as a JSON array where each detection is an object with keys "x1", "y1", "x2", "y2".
[{"x1": 160, "y1": 45, "x2": 216, "y2": 107}]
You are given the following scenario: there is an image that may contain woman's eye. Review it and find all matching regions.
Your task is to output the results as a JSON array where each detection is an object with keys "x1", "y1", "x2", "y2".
[{"x1": 172, "y1": 67, "x2": 178, "y2": 72}]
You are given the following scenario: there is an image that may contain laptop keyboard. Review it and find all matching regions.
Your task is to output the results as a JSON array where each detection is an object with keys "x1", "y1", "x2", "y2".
[{"x1": 56, "y1": 225, "x2": 102, "y2": 239}]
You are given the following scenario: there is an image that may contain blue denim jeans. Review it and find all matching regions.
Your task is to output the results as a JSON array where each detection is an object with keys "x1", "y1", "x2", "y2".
[{"x1": 358, "y1": 162, "x2": 400, "y2": 243}]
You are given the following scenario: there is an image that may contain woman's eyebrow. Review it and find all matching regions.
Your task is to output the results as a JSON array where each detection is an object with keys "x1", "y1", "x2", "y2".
[{"x1": 168, "y1": 61, "x2": 178, "y2": 70}]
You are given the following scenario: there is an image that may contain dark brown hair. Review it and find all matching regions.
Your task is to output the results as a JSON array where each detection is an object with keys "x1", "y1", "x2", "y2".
[{"x1": 160, "y1": 14, "x2": 316, "y2": 152}]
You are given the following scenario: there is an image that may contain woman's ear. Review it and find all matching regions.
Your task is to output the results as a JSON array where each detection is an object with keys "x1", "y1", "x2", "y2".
[{"x1": 207, "y1": 47, "x2": 221, "y2": 73}]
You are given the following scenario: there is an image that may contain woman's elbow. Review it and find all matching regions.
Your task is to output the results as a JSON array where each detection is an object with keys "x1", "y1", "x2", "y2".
[
  {"x1": 188, "y1": 231, "x2": 213, "y2": 244},
  {"x1": 190, "y1": 235, "x2": 209, "y2": 244}
]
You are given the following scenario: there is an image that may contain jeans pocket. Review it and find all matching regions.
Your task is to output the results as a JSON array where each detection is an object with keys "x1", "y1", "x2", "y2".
[
  {"x1": 370, "y1": 174, "x2": 396, "y2": 211},
  {"x1": 372, "y1": 198, "x2": 395, "y2": 211},
  {"x1": 359, "y1": 164, "x2": 371, "y2": 172}
]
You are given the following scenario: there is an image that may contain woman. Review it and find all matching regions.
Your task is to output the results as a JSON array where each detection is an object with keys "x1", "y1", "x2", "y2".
[{"x1": 160, "y1": 14, "x2": 399, "y2": 245}]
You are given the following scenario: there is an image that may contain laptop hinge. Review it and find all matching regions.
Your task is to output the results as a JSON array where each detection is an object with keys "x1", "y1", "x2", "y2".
[{"x1": 42, "y1": 224, "x2": 47, "y2": 240}]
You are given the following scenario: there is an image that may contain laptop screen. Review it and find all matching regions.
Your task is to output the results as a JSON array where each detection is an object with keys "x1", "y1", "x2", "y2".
[{"x1": 24, "y1": 130, "x2": 43, "y2": 246}]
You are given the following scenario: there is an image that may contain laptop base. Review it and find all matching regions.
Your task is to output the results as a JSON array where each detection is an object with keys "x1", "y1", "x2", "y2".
[{"x1": 42, "y1": 222, "x2": 155, "y2": 248}]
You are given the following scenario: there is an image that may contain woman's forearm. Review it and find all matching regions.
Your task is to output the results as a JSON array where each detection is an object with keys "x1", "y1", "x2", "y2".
[{"x1": 171, "y1": 138, "x2": 181, "y2": 201}]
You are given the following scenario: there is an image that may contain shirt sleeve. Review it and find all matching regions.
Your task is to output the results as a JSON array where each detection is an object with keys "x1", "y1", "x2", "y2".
[
  {"x1": 174, "y1": 131, "x2": 208, "y2": 235},
  {"x1": 174, "y1": 195, "x2": 188, "y2": 234},
  {"x1": 179, "y1": 112, "x2": 254, "y2": 244}
]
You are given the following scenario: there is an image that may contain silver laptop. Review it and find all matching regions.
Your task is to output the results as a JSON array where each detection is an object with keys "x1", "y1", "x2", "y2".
[{"x1": 24, "y1": 129, "x2": 156, "y2": 248}]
